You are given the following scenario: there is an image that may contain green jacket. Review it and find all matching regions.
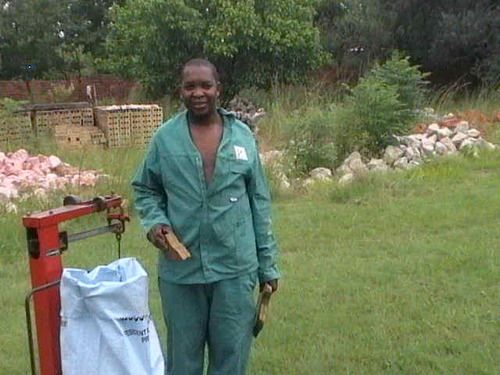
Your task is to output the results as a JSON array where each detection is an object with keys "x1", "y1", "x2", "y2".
[{"x1": 132, "y1": 109, "x2": 280, "y2": 284}]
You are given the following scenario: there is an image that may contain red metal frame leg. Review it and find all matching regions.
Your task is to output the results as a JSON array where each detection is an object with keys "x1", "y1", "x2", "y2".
[{"x1": 29, "y1": 225, "x2": 63, "y2": 375}]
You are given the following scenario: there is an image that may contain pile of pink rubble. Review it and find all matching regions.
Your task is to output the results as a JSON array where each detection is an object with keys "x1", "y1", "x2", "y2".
[{"x1": 0, "y1": 149, "x2": 105, "y2": 211}]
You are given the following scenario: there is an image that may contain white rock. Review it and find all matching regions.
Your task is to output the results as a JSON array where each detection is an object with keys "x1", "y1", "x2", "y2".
[
  {"x1": 367, "y1": 158, "x2": 389, "y2": 172},
  {"x1": 467, "y1": 129, "x2": 481, "y2": 138},
  {"x1": 338, "y1": 173, "x2": 355, "y2": 185},
  {"x1": 404, "y1": 146, "x2": 421, "y2": 161},
  {"x1": 0, "y1": 149, "x2": 103, "y2": 202},
  {"x1": 341, "y1": 151, "x2": 361, "y2": 165},
  {"x1": 455, "y1": 121, "x2": 469, "y2": 134},
  {"x1": 409, "y1": 134, "x2": 424, "y2": 141},
  {"x1": 439, "y1": 137, "x2": 458, "y2": 153},
  {"x1": 10, "y1": 149, "x2": 29, "y2": 162},
  {"x1": 451, "y1": 132, "x2": 468, "y2": 147},
  {"x1": 394, "y1": 157, "x2": 410, "y2": 170},
  {"x1": 348, "y1": 158, "x2": 368, "y2": 175},
  {"x1": 425, "y1": 134, "x2": 437, "y2": 143},
  {"x1": 48, "y1": 155, "x2": 62, "y2": 169},
  {"x1": 383, "y1": 146, "x2": 404, "y2": 165},
  {"x1": 459, "y1": 138, "x2": 478, "y2": 150},
  {"x1": 337, "y1": 152, "x2": 368, "y2": 176},
  {"x1": 404, "y1": 135, "x2": 422, "y2": 148},
  {"x1": 421, "y1": 138, "x2": 435, "y2": 156},
  {"x1": 435, "y1": 141, "x2": 448, "y2": 155},
  {"x1": 310, "y1": 167, "x2": 333, "y2": 180},
  {"x1": 336, "y1": 163, "x2": 352, "y2": 177},
  {"x1": 436, "y1": 127, "x2": 453, "y2": 139},
  {"x1": 426, "y1": 123, "x2": 440, "y2": 135}
]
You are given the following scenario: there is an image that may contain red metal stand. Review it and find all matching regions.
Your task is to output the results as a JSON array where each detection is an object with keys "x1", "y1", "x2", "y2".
[{"x1": 22, "y1": 195, "x2": 128, "y2": 375}]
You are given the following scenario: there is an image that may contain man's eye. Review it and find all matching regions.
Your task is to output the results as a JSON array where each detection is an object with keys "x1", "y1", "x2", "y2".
[{"x1": 202, "y1": 83, "x2": 213, "y2": 89}]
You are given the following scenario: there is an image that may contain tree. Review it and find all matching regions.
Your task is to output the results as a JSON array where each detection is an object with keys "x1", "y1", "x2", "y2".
[
  {"x1": 314, "y1": 0, "x2": 396, "y2": 76},
  {"x1": 315, "y1": 0, "x2": 499, "y2": 87},
  {"x1": 383, "y1": 0, "x2": 499, "y2": 85},
  {"x1": 61, "y1": 0, "x2": 126, "y2": 76},
  {"x1": 0, "y1": 0, "x2": 124, "y2": 79},
  {"x1": 105, "y1": 0, "x2": 328, "y2": 102},
  {"x1": 428, "y1": 1, "x2": 499, "y2": 86},
  {"x1": 0, "y1": 0, "x2": 67, "y2": 79},
  {"x1": 64, "y1": 0, "x2": 125, "y2": 58}
]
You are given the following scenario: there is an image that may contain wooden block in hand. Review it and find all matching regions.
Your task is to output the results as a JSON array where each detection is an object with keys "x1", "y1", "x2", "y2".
[{"x1": 164, "y1": 231, "x2": 191, "y2": 260}]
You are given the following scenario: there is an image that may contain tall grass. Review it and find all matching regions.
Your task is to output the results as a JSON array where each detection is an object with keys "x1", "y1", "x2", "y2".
[
  {"x1": 429, "y1": 85, "x2": 500, "y2": 115},
  {"x1": 244, "y1": 84, "x2": 341, "y2": 146}
]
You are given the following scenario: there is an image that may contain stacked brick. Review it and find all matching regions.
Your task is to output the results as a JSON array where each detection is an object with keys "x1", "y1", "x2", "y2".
[
  {"x1": 36, "y1": 108, "x2": 94, "y2": 136},
  {"x1": 54, "y1": 125, "x2": 107, "y2": 147},
  {"x1": 0, "y1": 104, "x2": 162, "y2": 148},
  {"x1": 0, "y1": 113, "x2": 32, "y2": 145},
  {"x1": 95, "y1": 105, "x2": 163, "y2": 148}
]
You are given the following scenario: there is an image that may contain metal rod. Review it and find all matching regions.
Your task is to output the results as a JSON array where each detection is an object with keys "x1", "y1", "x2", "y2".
[
  {"x1": 25, "y1": 280, "x2": 61, "y2": 375},
  {"x1": 67, "y1": 223, "x2": 122, "y2": 243}
]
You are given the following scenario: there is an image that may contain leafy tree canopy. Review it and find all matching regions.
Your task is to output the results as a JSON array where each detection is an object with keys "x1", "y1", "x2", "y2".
[
  {"x1": 315, "y1": 0, "x2": 499, "y2": 86},
  {"x1": 0, "y1": 0, "x2": 124, "y2": 79},
  {"x1": 105, "y1": 0, "x2": 328, "y2": 102},
  {"x1": 0, "y1": 0, "x2": 66, "y2": 79}
]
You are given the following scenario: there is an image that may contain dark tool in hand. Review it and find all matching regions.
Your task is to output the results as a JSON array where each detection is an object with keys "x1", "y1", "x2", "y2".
[{"x1": 253, "y1": 283, "x2": 273, "y2": 337}]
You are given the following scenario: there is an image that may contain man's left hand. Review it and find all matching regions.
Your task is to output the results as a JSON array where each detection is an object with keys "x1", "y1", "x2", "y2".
[{"x1": 260, "y1": 279, "x2": 278, "y2": 293}]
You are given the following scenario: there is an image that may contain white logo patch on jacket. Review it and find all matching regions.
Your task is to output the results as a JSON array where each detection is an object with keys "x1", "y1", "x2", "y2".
[{"x1": 234, "y1": 145, "x2": 248, "y2": 161}]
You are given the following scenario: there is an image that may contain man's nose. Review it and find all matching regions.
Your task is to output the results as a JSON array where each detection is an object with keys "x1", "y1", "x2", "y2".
[{"x1": 192, "y1": 86, "x2": 204, "y2": 97}]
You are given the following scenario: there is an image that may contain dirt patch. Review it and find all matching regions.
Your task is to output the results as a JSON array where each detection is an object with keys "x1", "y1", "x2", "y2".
[{"x1": 456, "y1": 110, "x2": 500, "y2": 137}]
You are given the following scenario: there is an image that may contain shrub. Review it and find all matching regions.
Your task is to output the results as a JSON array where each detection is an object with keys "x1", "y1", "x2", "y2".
[
  {"x1": 284, "y1": 108, "x2": 339, "y2": 176},
  {"x1": 347, "y1": 76, "x2": 407, "y2": 152},
  {"x1": 334, "y1": 52, "x2": 429, "y2": 158},
  {"x1": 369, "y1": 51, "x2": 429, "y2": 111}
]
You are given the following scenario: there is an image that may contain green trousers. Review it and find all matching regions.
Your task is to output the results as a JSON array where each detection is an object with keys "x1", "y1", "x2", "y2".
[{"x1": 158, "y1": 272, "x2": 257, "y2": 375}]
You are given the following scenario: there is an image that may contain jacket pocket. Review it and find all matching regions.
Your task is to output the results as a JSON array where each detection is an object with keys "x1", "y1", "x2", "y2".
[{"x1": 230, "y1": 160, "x2": 249, "y2": 175}]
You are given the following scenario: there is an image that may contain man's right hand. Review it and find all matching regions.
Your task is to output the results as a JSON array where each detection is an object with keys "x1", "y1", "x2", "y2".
[
  {"x1": 147, "y1": 224, "x2": 186, "y2": 260},
  {"x1": 147, "y1": 223, "x2": 171, "y2": 250}
]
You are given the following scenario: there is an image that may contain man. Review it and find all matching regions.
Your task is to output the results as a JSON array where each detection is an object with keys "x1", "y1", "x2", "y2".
[{"x1": 131, "y1": 58, "x2": 280, "y2": 375}]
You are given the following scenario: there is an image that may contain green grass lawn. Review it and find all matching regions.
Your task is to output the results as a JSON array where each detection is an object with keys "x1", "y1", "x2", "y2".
[{"x1": 1, "y1": 146, "x2": 499, "y2": 374}]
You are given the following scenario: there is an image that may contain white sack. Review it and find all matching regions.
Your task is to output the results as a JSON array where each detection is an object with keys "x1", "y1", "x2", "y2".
[{"x1": 60, "y1": 257, "x2": 164, "y2": 375}]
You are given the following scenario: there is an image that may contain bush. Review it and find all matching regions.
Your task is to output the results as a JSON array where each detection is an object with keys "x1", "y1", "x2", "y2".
[
  {"x1": 334, "y1": 52, "x2": 429, "y2": 158},
  {"x1": 284, "y1": 108, "x2": 339, "y2": 176},
  {"x1": 348, "y1": 76, "x2": 407, "y2": 152},
  {"x1": 369, "y1": 51, "x2": 429, "y2": 112}
]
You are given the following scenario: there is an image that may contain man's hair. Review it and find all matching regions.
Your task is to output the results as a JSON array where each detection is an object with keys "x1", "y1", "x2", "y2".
[{"x1": 181, "y1": 58, "x2": 220, "y2": 83}]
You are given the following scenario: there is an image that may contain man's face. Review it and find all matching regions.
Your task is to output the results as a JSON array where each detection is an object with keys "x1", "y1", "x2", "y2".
[{"x1": 181, "y1": 65, "x2": 220, "y2": 118}]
